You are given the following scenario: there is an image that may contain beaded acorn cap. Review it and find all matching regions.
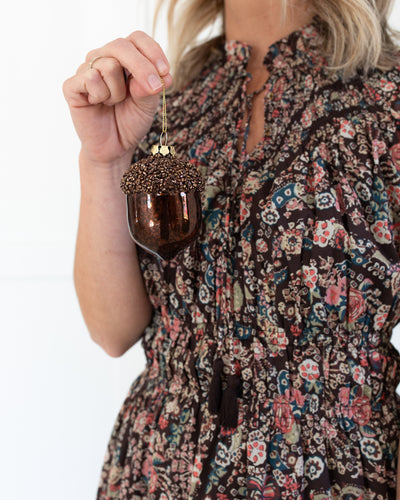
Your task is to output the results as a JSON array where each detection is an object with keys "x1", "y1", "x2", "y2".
[{"x1": 120, "y1": 147, "x2": 204, "y2": 195}]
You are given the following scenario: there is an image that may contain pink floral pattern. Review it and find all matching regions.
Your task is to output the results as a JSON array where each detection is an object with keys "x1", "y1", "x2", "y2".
[{"x1": 96, "y1": 22, "x2": 400, "y2": 499}]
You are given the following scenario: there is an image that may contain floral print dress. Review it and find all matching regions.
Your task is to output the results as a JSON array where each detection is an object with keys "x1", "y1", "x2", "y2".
[{"x1": 96, "y1": 22, "x2": 400, "y2": 499}]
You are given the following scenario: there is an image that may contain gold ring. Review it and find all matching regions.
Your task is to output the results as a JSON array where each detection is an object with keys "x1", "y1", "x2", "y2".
[{"x1": 89, "y1": 56, "x2": 103, "y2": 70}]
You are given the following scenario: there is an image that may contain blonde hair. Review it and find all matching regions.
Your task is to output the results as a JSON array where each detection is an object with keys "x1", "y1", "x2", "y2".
[{"x1": 155, "y1": 0, "x2": 400, "y2": 90}]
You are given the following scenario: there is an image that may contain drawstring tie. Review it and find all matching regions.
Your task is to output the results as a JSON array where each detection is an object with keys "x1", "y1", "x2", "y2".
[
  {"x1": 209, "y1": 357, "x2": 224, "y2": 414},
  {"x1": 208, "y1": 356, "x2": 242, "y2": 429}
]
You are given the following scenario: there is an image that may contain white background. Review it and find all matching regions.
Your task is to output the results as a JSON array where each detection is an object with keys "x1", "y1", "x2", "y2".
[{"x1": 1, "y1": 2, "x2": 400, "y2": 499}]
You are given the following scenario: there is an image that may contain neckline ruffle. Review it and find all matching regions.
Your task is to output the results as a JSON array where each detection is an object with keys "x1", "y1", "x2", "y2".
[{"x1": 222, "y1": 19, "x2": 327, "y2": 75}]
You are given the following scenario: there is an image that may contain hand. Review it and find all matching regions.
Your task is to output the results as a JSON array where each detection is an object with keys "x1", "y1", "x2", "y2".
[{"x1": 63, "y1": 31, "x2": 173, "y2": 167}]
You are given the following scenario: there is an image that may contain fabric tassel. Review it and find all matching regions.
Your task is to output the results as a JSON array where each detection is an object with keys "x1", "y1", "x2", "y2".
[
  {"x1": 208, "y1": 357, "x2": 224, "y2": 414},
  {"x1": 118, "y1": 423, "x2": 131, "y2": 465},
  {"x1": 220, "y1": 374, "x2": 242, "y2": 429}
]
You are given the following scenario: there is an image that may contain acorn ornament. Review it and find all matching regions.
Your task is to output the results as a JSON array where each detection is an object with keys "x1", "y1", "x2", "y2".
[{"x1": 120, "y1": 79, "x2": 204, "y2": 260}]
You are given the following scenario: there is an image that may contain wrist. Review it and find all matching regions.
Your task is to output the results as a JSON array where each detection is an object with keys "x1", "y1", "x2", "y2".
[
  {"x1": 79, "y1": 149, "x2": 133, "y2": 174},
  {"x1": 78, "y1": 149, "x2": 133, "y2": 186}
]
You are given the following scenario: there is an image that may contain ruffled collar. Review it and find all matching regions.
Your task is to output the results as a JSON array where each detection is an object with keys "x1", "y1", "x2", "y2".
[{"x1": 222, "y1": 20, "x2": 327, "y2": 75}]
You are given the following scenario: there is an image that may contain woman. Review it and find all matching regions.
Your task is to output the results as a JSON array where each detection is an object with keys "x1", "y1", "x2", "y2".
[{"x1": 63, "y1": 0, "x2": 400, "y2": 498}]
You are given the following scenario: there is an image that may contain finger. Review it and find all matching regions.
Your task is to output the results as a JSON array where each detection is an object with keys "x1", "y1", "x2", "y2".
[
  {"x1": 63, "y1": 69, "x2": 110, "y2": 107},
  {"x1": 88, "y1": 57, "x2": 127, "y2": 106},
  {"x1": 85, "y1": 69, "x2": 111, "y2": 105},
  {"x1": 85, "y1": 37, "x2": 166, "y2": 96},
  {"x1": 127, "y1": 31, "x2": 170, "y2": 77}
]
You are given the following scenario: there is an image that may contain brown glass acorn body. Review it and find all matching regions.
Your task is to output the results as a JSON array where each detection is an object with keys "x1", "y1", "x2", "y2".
[{"x1": 121, "y1": 145, "x2": 204, "y2": 260}]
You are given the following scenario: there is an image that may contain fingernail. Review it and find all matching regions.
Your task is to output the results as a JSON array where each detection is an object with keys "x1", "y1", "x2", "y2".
[
  {"x1": 157, "y1": 59, "x2": 169, "y2": 74},
  {"x1": 148, "y1": 74, "x2": 162, "y2": 90}
]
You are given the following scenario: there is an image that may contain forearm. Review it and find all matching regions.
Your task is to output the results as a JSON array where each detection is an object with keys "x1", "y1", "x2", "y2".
[{"x1": 74, "y1": 152, "x2": 153, "y2": 357}]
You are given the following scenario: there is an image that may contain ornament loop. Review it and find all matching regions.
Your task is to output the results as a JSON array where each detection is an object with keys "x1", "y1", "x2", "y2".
[{"x1": 160, "y1": 131, "x2": 168, "y2": 147}]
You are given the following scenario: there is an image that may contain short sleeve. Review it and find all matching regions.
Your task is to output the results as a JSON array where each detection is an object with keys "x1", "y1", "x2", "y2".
[
  {"x1": 382, "y1": 96, "x2": 400, "y2": 258},
  {"x1": 332, "y1": 80, "x2": 400, "y2": 264}
]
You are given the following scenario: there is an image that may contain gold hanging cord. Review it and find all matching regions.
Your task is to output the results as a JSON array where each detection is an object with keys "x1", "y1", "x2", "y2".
[
  {"x1": 160, "y1": 77, "x2": 168, "y2": 146},
  {"x1": 151, "y1": 77, "x2": 175, "y2": 156}
]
